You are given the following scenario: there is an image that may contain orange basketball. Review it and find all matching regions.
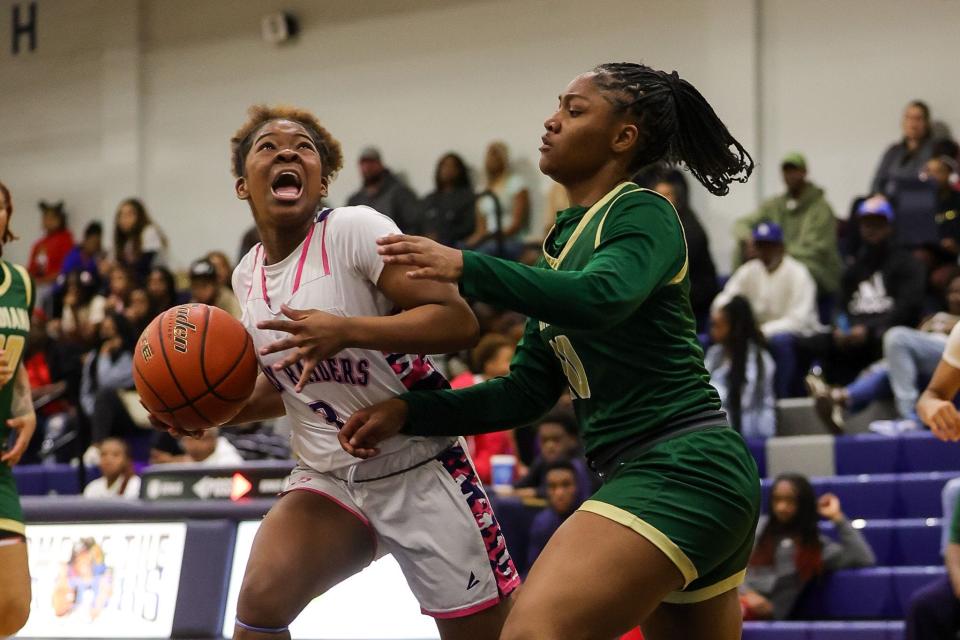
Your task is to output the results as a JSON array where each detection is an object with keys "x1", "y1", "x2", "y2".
[{"x1": 133, "y1": 303, "x2": 258, "y2": 431}]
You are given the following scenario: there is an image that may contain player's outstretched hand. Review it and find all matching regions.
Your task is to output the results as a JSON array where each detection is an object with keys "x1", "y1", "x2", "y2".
[
  {"x1": 1, "y1": 412, "x2": 36, "y2": 466},
  {"x1": 376, "y1": 234, "x2": 464, "y2": 283},
  {"x1": 339, "y1": 398, "x2": 408, "y2": 459},
  {"x1": 257, "y1": 304, "x2": 348, "y2": 392}
]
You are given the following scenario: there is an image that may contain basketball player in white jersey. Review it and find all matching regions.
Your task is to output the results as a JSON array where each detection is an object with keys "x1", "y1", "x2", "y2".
[{"x1": 210, "y1": 106, "x2": 518, "y2": 640}]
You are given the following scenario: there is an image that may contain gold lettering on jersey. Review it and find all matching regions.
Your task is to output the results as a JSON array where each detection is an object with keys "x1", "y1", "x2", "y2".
[
  {"x1": 140, "y1": 338, "x2": 154, "y2": 362},
  {"x1": 0, "y1": 307, "x2": 29, "y2": 332},
  {"x1": 539, "y1": 321, "x2": 550, "y2": 332},
  {"x1": 172, "y1": 306, "x2": 197, "y2": 354}
]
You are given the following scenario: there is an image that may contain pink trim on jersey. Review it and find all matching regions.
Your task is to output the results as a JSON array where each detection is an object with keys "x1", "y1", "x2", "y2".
[
  {"x1": 320, "y1": 215, "x2": 331, "y2": 276},
  {"x1": 292, "y1": 222, "x2": 316, "y2": 294},
  {"x1": 246, "y1": 244, "x2": 262, "y2": 303},
  {"x1": 282, "y1": 486, "x2": 378, "y2": 561},
  {"x1": 259, "y1": 254, "x2": 272, "y2": 308},
  {"x1": 421, "y1": 595, "x2": 503, "y2": 620}
]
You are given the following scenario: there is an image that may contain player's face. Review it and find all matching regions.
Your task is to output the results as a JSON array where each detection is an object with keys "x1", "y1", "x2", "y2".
[
  {"x1": 540, "y1": 73, "x2": 638, "y2": 185},
  {"x1": 546, "y1": 468, "x2": 578, "y2": 515},
  {"x1": 236, "y1": 119, "x2": 326, "y2": 229},
  {"x1": 771, "y1": 480, "x2": 799, "y2": 524}
]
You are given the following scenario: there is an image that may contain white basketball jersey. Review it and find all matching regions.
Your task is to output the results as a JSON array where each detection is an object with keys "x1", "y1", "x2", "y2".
[{"x1": 233, "y1": 206, "x2": 455, "y2": 475}]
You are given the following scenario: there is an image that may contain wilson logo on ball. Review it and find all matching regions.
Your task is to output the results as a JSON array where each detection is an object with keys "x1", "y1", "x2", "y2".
[{"x1": 172, "y1": 305, "x2": 198, "y2": 353}]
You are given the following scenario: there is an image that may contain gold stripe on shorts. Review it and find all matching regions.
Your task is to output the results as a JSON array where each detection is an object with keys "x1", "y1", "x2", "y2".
[
  {"x1": 579, "y1": 499, "x2": 698, "y2": 588},
  {"x1": 0, "y1": 518, "x2": 25, "y2": 535},
  {"x1": 662, "y1": 569, "x2": 747, "y2": 604}
]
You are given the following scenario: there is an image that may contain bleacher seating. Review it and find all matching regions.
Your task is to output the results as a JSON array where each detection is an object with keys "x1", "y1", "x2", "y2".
[
  {"x1": 742, "y1": 621, "x2": 905, "y2": 640},
  {"x1": 821, "y1": 518, "x2": 942, "y2": 566},
  {"x1": 13, "y1": 463, "x2": 81, "y2": 496}
]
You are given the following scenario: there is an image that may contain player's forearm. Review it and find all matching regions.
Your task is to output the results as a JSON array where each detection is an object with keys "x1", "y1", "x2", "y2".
[
  {"x1": 224, "y1": 373, "x2": 285, "y2": 426},
  {"x1": 460, "y1": 251, "x2": 649, "y2": 330},
  {"x1": 344, "y1": 301, "x2": 479, "y2": 355},
  {"x1": 11, "y1": 364, "x2": 35, "y2": 419},
  {"x1": 401, "y1": 374, "x2": 558, "y2": 437}
]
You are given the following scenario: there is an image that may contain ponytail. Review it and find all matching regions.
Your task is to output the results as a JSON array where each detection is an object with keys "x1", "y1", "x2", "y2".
[{"x1": 592, "y1": 63, "x2": 754, "y2": 196}]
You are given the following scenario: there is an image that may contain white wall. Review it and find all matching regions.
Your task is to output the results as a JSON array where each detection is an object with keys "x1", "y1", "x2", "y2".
[{"x1": 0, "y1": 0, "x2": 956, "y2": 273}]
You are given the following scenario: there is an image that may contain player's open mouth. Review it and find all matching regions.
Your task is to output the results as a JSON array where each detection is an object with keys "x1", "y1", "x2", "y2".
[{"x1": 271, "y1": 171, "x2": 303, "y2": 202}]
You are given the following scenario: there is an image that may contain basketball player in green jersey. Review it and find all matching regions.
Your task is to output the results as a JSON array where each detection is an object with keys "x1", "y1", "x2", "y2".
[
  {"x1": 337, "y1": 64, "x2": 759, "y2": 639},
  {"x1": 0, "y1": 180, "x2": 39, "y2": 637}
]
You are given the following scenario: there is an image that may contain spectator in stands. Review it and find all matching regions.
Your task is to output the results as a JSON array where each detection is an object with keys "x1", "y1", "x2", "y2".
[
  {"x1": 906, "y1": 486, "x2": 960, "y2": 640},
  {"x1": 206, "y1": 250, "x2": 234, "y2": 292},
  {"x1": 514, "y1": 411, "x2": 598, "y2": 503},
  {"x1": 655, "y1": 170, "x2": 718, "y2": 331},
  {"x1": 104, "y1": 263, "x2": 136, "y2": 315},
  {"x1": 53, "y1": 269, "x2": 105, "y2": 346},
  {"x1": 715, "y1": 222, "x2": 820, "y2": 397},
  {"x1": 177, "y1": 427, "x2": 244, "y2": 466},
  {"x1": 113, "y1": 198, "x2": 168, "y2": 281},
  {"x1": 527, "y1": 459, "x2": 583, "y2": 568},
  {"x1": 25, "y1": 311, "x2": 81, "y2": 463},
  {"x1": 466, "y1": 141, "x2": 531, "y2": 259},
  {"x1": 450, "y1": 333, "x2": 519, "y2": 484},
  {"x1": 57, "y1": 221, "x2": 104, "y2": 295},
  {"x1": 28, "y1": 200, "x2": 74, "y2": 302},
  {"x1": 705, "y1": 296, "x2": 776, "y2": 438},
  {"x1": 807, "y1": 274, "x2": 960, "y2": 432},
  {"x1": 237, "y1": 225, "x2": 261, "y2": 264},
  {"x1": 735, "y1": 153, "x2": 842, "y2": 299},
  {"x1": 123, "y1": 288, "x2": 152, "y2": 336},
  {"x1": 923, "y1": 150, "x2": 960, "y2": 289},
  {"x1": 541, "y1": 181, "x2": 568, "y2": 237},
  {"x1": 80, "y1": 311, "x2": 137, "y2": 462},
  {"x1": 188, "y1": 257, "x2": 241, "y2": 318},
  {"x1": 145, "y1": 266, "x2": 180, "y2": 316},
  {"x1": 82, "y1": 437, "x2": 140, "y2": 499},
  {"x1": 420, "y1": 153, "x2": 476, "y2": 247},
  {"x1": 871, "y1": 100, "x2": 939, "y2": 197},
  {"x1": 741, "y1": 474, "x2": 875, "y2": 620},
  {"x1": 796, "y1": 196, "x2": 926, "y2": 388},
  {"x1": 346, "y1": 147, "x2": 421, "y2": 233}
]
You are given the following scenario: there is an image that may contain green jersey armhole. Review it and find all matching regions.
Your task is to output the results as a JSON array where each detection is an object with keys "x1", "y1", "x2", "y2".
[
  {"x1": 12, "y1": 264, "x2": 32, "y2": 310},
  {"x1": 593, "y1": 188, "x2": 689, "y2": 286}
]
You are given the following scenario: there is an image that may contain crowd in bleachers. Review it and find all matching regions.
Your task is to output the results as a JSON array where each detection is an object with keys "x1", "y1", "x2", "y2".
[{"x1": 6, "y1": 98, "x2": 960, "y2": 637}]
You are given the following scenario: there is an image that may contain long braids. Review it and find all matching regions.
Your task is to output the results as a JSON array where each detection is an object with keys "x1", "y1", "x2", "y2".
[
  {"x1": 719, "y1": 296, "x2": 766, "y2": 433},
  {"x1": 591, "y1": 63, "x2": 753, "y2": 196}
]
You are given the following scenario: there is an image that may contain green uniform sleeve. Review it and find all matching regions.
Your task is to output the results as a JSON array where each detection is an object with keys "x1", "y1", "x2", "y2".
[
  {"x1": 402, "y1": 318, "x2": 566, "y2": 436},
  {"x1": 459, "y1": 200, "x2": 684, "y2": 332}
]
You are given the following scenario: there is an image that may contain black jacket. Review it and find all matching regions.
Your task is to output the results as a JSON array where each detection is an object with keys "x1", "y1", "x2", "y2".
[{"x1": 842, "y1": 240, "x2": 926, "y2": 338}]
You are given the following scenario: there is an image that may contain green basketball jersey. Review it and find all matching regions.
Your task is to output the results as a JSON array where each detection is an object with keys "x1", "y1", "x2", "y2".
[
  {"x1": 402, "y1": 182, "x2": 721, "y2": 455},
  {"x1": 0, "y1": 260, "x2": 34, "y2": 444},
  {"x1": 533, "y1": 183, "x2": 720, "y2": 452}
]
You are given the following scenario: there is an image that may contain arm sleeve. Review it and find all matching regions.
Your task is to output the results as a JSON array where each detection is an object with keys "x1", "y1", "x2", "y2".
[
  {"x1": 822, "y1": 518, "x2": 876, "y2": 570},
  {"x1": 335, "y1": 207, "x2": 402, "y2": 286},
  {"x1": 402, "y1": 318, "x2": 566, "y2": 436},
  {"x1": 460, "y1": 200, "x2": 685, "y2": 331}
]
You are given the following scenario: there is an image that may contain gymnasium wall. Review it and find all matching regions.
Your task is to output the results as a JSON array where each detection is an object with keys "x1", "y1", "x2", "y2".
[{"x1": 0, "y1": 0, "x2": 956, "y2": 272}]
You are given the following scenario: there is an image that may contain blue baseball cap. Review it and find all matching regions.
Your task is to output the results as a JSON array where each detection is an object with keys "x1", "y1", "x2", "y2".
[
  {"x1": 856, "y1": 196, "x2": 894, "y2": 221},
  {"x1": 752, "y1": 222, "x2": 784, "y2": 243}
]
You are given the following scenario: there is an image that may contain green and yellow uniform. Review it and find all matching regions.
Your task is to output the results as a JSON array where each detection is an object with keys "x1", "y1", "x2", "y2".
[
  {"x1": 0, "y1": 261, "x2": 34, "y2": 537},
  {"x1": 403, "y1": 182, "x2": 760, "y2": 602}
]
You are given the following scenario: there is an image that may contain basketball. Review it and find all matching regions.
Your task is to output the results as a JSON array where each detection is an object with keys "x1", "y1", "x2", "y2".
[{"x1": 133, "y1": 303, "x2": 258, "y2": 431}]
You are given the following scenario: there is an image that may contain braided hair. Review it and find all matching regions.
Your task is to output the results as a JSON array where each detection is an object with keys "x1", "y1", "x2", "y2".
[{"x1": 591, "y1": 63, "x2": 753, "y2": 196}]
